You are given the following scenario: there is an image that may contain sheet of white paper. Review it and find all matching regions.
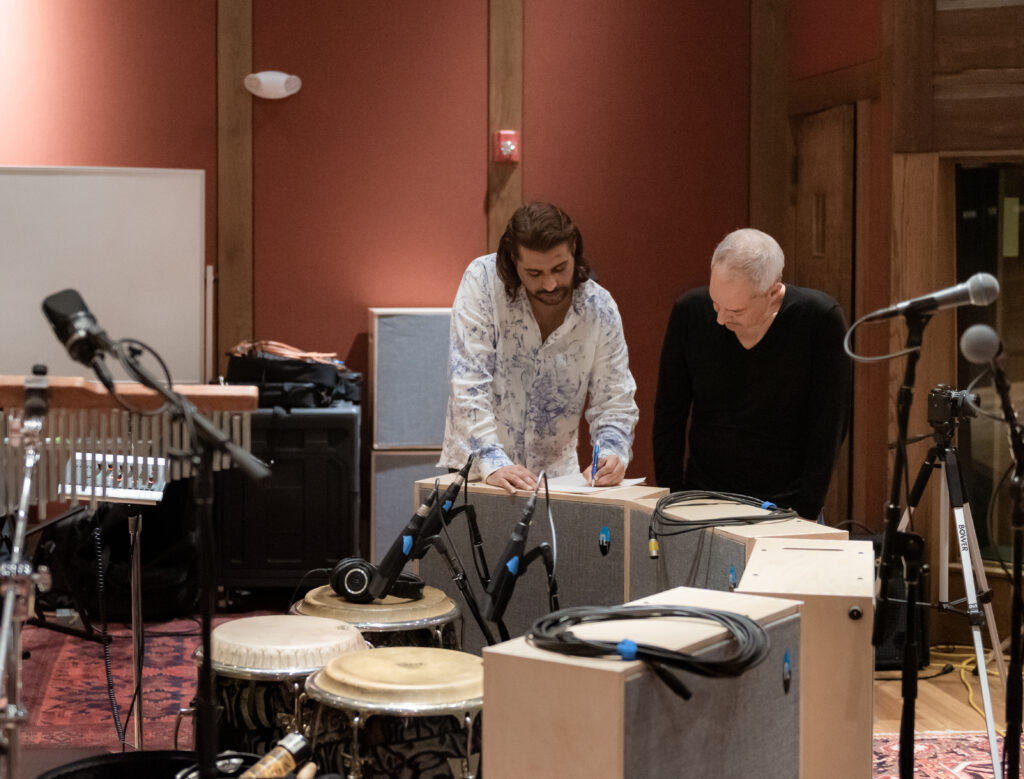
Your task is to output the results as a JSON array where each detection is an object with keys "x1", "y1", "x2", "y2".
[{"x1": 544, "y1": 473, "x2": 647, "y2": 494}]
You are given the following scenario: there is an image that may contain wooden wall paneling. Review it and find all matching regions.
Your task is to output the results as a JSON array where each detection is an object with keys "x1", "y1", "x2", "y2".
[
  {"x1": 933, "y1": 89, "x2": 1024, "y2": 152},
  {"x1": 892, "y1": 0, "x2": 934, "y2": 152},
  {"x1": 750, "y1": 0, "x2": 792, "y2": 251},
  {"x1": 932, "y1": 5, "x2": 1024, "y2": 152},
  {"x1": 889, "y1": 152, "x2": 957, "y2": 606},
  {"x1": 788, "y1": 61, "x2": 881, "y2": 118},
  {"x1": 487, "y1": 0, "x2": 523, "y2": 250},
  {"x1": 792, "y1": 105, "x2": 855, "y2": 525},
  {"x1": 852, "y1": 99, "x2": 876, "y2": 529},
  {"x1": 216, "y1": 0, "x2": 254, "y2": 376},
  {"x1": 933, "y1": 5, "x2": 1024, "y2": 74}
]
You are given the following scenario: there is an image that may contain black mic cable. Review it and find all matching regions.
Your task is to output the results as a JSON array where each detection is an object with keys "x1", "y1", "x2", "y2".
[
  {"x1": 528, "y1": 604, "x2": 771, "y2": 701},
  {"x1": 649, "y1": 491, "x2": 798, "y2": 558}
]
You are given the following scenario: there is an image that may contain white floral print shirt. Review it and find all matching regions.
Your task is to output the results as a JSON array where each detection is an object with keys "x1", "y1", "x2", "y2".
[{"x1": 440, "y1": 254, "x2": 638, "y2": 481}]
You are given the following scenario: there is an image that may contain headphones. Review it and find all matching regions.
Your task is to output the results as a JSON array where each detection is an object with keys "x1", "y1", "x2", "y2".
[{"x1": 330, "y1": 557, "x2": 425, "y2": 604}]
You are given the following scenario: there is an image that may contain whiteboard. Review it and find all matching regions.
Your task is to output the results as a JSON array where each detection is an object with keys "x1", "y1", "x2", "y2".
[{"x1": 0, "y1": 166, "x2": 206, "y2": 383}]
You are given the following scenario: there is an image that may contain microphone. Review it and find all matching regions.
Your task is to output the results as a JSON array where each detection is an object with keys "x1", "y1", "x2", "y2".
[
  {"x1": 960, "y1": 323, "x2": 1002, "y2": 365},
  {"x1": 41, "y1": 289, "x2": 117, "y2": 392},
  {"x1": 864, "y1": 272, "x2": 999, "y2": 322},
  {"x1": 368, "y1": 488, "x2": 438, "y2": 601},
  {"x1": 367, "y1": 454, "x2": 474, "y2": 600},
  {"x1": 410, "y1": 455, "x2": 475, "y2": 559},
  {"x1": 484, "y1": 479, "x2": 541, "y2": 623}
]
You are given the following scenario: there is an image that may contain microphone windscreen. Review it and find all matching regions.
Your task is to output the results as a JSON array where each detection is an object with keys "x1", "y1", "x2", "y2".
[
  {"x1": 42, "y1": 289, "x2": 91, "y2": 344},
  {"x1": 966, "y1": 273, "x2": 999, "y2": 306},
  {"x1": 960, "y1": 323, "x2": 1001, "y2": 365},
  {"x1": 42, "y1": 288, "x2": 87, "y2": 321}
]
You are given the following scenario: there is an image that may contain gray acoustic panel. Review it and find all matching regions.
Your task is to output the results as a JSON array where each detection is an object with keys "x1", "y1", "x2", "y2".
[
  {"x1": 370, "y1": 308, "x2": 451, "y2": 448},
  {"x1": 418, "y1": 483, "x2": 629, "y2": 655},
  {"x1": 370, "y1": 450, "x2": 446, "y2": 564},
  {"x1": 628, "y1": 503, "x2": 747, "y2": 599},
  {"x1": 621, "y1": 612, "x2": 800, "y2": 778}
]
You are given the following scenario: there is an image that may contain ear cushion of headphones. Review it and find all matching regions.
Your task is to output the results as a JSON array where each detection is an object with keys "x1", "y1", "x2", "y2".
[
  {"x1": 331, "y1": 557, "x2": 375, "y2": 604},
  {"x1": 329, "y1": 557, "x2": 426, "y2": 603},
  {"x1": 388, "y1": 570, "x2": 426, "y2": 601}
]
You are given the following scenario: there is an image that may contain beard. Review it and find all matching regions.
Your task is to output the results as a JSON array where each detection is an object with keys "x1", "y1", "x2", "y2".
[{"x1": 528, "y1": 286, "x2": 570, "y2": 306}]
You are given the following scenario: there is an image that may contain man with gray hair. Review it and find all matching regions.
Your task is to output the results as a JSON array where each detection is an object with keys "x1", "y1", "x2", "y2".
[{"x1": 652, "y1": 228, "x2": 851, "y2": 521}]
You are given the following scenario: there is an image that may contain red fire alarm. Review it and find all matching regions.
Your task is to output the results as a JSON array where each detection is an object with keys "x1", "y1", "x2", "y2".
[{"x1": 492, "y1": 130, "x2": 521, "y2": 162}]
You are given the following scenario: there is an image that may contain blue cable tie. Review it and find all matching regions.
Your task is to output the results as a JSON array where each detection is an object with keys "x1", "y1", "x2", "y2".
[
  {"x1": 443, "y1": 500, "x2": 453, "y2": 511},
  {"x1": 402, "y1": 535, "x2": 413, "y2": 555},
  {"x1": 506, "y1": 556, "x2": 520, "y2": 575},
  {"x1": 617, "y1": 639, "x2": 638, "y2": 661},
  {"x1": 760, "y1": 501, "x2": 777, "y2": 510}
]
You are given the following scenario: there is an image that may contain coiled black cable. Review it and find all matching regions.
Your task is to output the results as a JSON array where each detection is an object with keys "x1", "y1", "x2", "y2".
[
  {"x1": 651, "y1": 490, "x2": 797, "y2": 542},
  {"x1": 527, "y1": 603, "x2": 771, "y2": 700}
]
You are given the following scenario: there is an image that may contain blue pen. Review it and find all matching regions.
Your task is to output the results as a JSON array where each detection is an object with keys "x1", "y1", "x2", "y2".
[{"x1": 591, "y1": 444, "x2": 600, "y2": 485}]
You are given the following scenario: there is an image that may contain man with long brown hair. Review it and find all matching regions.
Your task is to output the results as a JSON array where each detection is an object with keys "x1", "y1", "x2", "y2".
[{"x1": 440, "y1": 202, "x2": 638, "y2": 493}]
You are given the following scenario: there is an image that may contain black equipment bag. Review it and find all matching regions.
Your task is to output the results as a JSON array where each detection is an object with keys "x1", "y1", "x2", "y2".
[
  {"x1": 31, "y1": 480, "x2": 199, "y2": 624},
  {"x1": 225, "y1": 351, "x2": 362, "y2": 408}
]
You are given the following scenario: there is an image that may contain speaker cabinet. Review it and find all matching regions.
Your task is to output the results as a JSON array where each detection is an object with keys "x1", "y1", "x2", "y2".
[
  {"x1": 483, "y1": 586, "x2": 802, "y2": 779},
  {"x1": 213, "y1": 402, "x2": 360, "y2": 587},
  {"x1": 416, "y1": 477, "x2": 667, "y2": 654},
  {"x1": 368, "y1": 307, "x2": 451, "y2": 449},
  {"x1": 370, "y1": 450, "x2": 446, "y2": 563},
  {"x1": 738, "y1": 538, "x2": 874, "y2": 779},
  {"x1": 627, "y1": 497, "x2": 847, "y2": 600}
]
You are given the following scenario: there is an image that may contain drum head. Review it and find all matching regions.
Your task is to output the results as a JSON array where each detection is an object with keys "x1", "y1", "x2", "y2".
[
  {"x1": 209, "y1": 614, "x2": 365, "y2": 677},
  {"x1": 296, "y1": 584, "x2": 457, "y2": 626},
  {"x1": 315, "y1": 647, "x2": 482, "y2": 707}
]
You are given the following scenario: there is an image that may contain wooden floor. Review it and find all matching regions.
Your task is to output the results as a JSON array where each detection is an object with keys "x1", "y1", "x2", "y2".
[{"x1": 874, "y1": 644, "x2": 1009, "y2": 734}]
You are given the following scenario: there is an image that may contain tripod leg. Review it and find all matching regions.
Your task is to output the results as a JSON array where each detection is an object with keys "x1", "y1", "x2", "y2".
[
  {"x1": 897, "y1": 449, "x2": 939, "y2": 535},
  {"x1": 961, "y1": 499, "x2": 1008, "y2": 688},
  {"x1": 944, "y1": 453, "x2": 1001, "y2": 770}
]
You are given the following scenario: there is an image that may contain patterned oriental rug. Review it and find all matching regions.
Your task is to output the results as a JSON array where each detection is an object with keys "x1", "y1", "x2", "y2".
[
  {"x1": 16, "y1": 622, "x2": 1008, "y2": 776},
  {"x1": 872, "y1": 732, "x2": 1002, "y2": 779}
]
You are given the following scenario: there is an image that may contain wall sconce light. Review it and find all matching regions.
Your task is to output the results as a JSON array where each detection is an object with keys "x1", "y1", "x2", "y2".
[{"x1": 244, "y1": 70, "x2": 302, "y2": 99}]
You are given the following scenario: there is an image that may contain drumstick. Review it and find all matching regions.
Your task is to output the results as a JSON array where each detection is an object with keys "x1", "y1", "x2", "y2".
[{"x1": 296, "y1": 762, "x2": 318, "y2": 779}]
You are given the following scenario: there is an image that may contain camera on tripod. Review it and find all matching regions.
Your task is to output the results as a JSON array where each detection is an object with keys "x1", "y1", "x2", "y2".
[{"x1": 927, "y1": 384, "x2": 977, "y2": 426}]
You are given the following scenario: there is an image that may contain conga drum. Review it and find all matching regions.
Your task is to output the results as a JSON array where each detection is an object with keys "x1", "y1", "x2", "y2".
[
  {"x1": 306, "y1": 646, "x2": 483, "y2": 779},
  {"x1": 291, "y1": 585, "x2": 462, "y2": 649},
  {"x1": 195, "y1": 614, "x2": 365, "y2": 755}
]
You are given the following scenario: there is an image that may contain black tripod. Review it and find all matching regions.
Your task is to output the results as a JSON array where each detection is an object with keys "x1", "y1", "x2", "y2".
[{"x1": 896, "y1": 385, "x2": 1002, "y2": 770}]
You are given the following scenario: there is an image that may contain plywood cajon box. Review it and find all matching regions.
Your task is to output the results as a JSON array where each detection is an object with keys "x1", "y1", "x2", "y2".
[
  {"x1": 483, "y1": 586, "x2": 803, "y2": 778},
  {"x1": 416, "y1": 477, "x2": 668, "y2": 654},
  {"x1": 627, "y1": 496, "x2": 848, "y2": 598},
  {"x1": 738, "y1": 537, "x2": 874, "y2": 779}
]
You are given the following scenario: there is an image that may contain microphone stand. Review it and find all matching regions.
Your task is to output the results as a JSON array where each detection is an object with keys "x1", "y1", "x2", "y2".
[
  {"x1": 423, "y1": 528, "x2": 498, "y2": 647},
  {"x1": 989, "y1": 358, "x2": 1024, "y2": 776},
  {"x1": 0, "y1": 371, "x2": 53, "y2": 779},
  {"x1": 873, "y1": 312, "x2": 929, "y2": 779},
  {"x1": 113, "y1": 352, "x2": 270, "y2": 779}
]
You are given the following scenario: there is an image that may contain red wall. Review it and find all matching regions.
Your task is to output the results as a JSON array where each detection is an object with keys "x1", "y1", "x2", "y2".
[
  {"x1": 251, "y1": 1, "x2": 488, "y2": 368},
  {"x1": 0, "y1": 0, "x2": 218, "y2": 271},
  {"x1": 523, "y1": 0, "x2": 751, "y2": 481},
  {"x1": 0, "y1": 0, "x2": 751, "y2": 496}
]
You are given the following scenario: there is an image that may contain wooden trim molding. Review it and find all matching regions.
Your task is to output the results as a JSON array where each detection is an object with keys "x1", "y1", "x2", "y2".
[
  {"x1": 216, "y1": 0, "x2": 254, "y2": 377},
  {"x1": 487, "y1": 0, "x2": 523, "y2": 251}
]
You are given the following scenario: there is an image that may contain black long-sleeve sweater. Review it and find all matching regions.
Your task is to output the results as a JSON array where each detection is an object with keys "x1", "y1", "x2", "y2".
[{"x1": 652, "y1": 284, "x2": 852, "y2": 519}]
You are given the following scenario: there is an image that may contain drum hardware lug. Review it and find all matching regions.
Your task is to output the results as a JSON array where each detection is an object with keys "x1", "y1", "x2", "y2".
[{"x1": 173, "y1": 707, "x2": 196, "y2": 749}]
